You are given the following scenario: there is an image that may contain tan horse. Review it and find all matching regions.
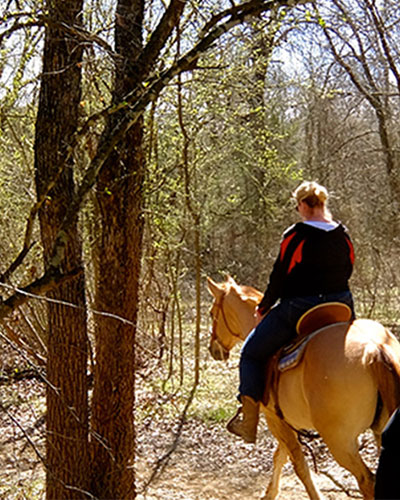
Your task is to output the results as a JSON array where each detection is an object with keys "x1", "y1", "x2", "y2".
[{"x1": 207, "y1": 276, "x2": 400, "y2": 500}]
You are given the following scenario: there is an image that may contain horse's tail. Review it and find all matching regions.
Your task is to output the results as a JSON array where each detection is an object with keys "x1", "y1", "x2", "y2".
[{"x1": 366, "y1": 330, "x2": 400, "y2": 432}]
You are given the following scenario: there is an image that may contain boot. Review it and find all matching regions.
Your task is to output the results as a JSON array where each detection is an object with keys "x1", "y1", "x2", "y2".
[{"x1": 226, "y1": 395, "x2": 259, "y2": 443}]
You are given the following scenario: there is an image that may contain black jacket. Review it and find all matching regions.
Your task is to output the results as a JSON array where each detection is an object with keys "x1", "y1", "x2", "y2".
[{"x1": 258, "y1": 222, "x2": 354, "y2": 315}]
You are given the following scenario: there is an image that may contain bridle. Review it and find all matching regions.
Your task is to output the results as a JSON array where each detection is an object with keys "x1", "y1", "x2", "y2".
[{"x1": 210, "y1": 293, "x2": 242, "y2": 352}]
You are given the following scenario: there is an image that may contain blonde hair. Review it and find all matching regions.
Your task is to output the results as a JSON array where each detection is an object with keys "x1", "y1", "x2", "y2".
[{"x1": 293, "y1": 181, "x2": 329, "y2": 208}]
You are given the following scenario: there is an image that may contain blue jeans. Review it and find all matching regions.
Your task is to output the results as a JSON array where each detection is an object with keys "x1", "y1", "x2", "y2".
[{"x1": 239, "y1": 291, "x2": 354, "y2": 401}]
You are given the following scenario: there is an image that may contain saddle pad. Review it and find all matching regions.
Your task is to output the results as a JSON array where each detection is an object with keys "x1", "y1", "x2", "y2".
[{"x1": 278, "y1": 330, "x2": 321, "y2": 372}]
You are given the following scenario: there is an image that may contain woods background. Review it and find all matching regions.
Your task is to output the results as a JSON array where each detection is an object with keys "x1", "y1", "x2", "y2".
[{"x1": 0, "y1": 0, "x2": 399, "y2": 498}]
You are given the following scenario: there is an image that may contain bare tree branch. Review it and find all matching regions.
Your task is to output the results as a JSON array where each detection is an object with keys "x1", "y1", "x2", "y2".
[
  {"x1": 365, "y1": 0, "x2": 400, "y2": 95},
  {"x1": 135, "y1": 0, "x2": 187, "y2": 78},
  {"x1": 0, "y1": 13, "x2": 114, "y2": 54},
  {"x1": 0, "y1": 267, "x2": 83, "y2": 321}
]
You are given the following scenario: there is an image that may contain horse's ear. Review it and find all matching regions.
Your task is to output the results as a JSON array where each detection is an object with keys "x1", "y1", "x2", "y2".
[
  {"x1": 226, "y1": 275, "x2": 237, "y2": 286},
  {"x1": 207, "y1": 277, "x2": 224, "y2": 298}
]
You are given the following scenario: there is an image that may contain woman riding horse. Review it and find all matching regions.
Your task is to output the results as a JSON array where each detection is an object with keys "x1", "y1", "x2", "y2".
[{"x1": 228, "y1": 180, "x2": 355, "y2": 443}]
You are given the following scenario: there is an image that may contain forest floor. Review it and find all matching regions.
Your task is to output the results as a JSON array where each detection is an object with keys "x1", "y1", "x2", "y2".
[
  {"x1": 0, "y1": 345, "x2": 380, "y2": 500},
  {"x1": 136, "y1": 416, "x2": 378, "y2": 500},
  {"x1": 135, "y1": 344, "x2": 379, "y2": 500},
  {"x1": 0, "y1": 377, "x2": 379, "y2": 500}
]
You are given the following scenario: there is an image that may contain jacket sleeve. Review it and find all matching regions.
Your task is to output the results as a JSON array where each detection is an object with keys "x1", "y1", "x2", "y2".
[
  {"x1": 257, "y1": 226, "x2": 299, "y2": 314},
  {"x1": 344, "y1": 231, "x2": 355, "y2": 267},
  {"x1": 257, "y1": 255, "x2": 284, "y2": 315}
]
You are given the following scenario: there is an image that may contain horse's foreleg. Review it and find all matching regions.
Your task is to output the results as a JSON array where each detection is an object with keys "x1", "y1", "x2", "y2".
[
  {"x1": 266, "y1": 415, "x2": 323, "y2": 500},
  {"x1": 261, "y1": 443, "x2": 287, "y2": 500}
]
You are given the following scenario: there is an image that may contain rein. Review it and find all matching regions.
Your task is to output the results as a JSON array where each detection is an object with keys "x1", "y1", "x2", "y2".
[{"x1": 211, "y1": 294, "x2": 242, "y2": 350}]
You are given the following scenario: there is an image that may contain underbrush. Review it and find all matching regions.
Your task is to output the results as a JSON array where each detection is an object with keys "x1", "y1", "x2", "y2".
[{"x1": 0, "y1": 377, "x2": 45, "y2": 499}]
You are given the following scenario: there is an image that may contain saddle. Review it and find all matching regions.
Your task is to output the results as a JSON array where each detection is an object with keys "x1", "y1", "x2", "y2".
[
  {"x1": 278, "y1": 301, "x2": 352, "y2": 372},
  {"x1": 295, "y1": 301, "x2": 352, "y2": 337},
  {"x1": 263, "y1": 302, "x2": 352, "y2": 407}
]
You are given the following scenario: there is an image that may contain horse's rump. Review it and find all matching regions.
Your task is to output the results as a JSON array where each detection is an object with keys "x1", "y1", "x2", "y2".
[
  {"x1": 360, "y1": 324, "x2": 400, "y2": 431},
  {"x1": 266, "y1": 320, "x2": 400, "y2": 433}
]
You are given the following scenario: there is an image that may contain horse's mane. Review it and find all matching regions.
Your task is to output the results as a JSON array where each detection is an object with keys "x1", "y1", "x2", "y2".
[
  {"x1": 239, "y1": 285, "x2": 263, "y2": 301},
  {"x1": 224, "y1": 276, "x2": 263, "y2": 302}
]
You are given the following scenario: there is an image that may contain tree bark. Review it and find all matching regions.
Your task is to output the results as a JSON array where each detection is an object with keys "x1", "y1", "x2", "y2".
[
  {"x1": 33, "y1": 1, "x2": 89, "y2": 498},
  {"x1": 89, "y1": 1, "x2": 145, "y2": 498}
]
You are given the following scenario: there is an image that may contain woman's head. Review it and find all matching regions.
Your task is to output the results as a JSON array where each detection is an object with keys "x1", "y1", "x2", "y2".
[
  {"x1": 293, "y1": 181, "x2": 331, "y2": 220},
  {"x1": 293, "y1": 181, "x2": 328, "y2": 207}
]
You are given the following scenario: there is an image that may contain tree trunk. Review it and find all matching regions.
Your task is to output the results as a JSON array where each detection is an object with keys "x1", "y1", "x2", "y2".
[
  {"x1": 34, "y1": 1, "x2": 89, "y2": 498},
  {"x1": 89, "y1": 1, "x2": 144, "y2": 498}
]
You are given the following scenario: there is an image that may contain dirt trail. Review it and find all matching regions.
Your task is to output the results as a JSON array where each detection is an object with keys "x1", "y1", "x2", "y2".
[{"x1": 136, "y1": 419, "x2": 376, "y2": 499}]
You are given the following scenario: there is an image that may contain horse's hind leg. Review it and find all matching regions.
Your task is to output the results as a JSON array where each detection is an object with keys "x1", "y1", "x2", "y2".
[
  {"x1": 323, "y1": 435, "x2": 374, "y2": 500},
  {"x1": 262, "y1": 443, "x2": 287, "y2": 500},
  {"x1": 266, "y1": 416, "x2": 322, "y2": 500}
]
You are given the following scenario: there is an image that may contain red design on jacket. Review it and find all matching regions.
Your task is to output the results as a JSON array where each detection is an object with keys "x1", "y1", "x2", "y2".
[
  {"x1": 345, "y1": 236, "x2": 355, "y2": 265},
  {"x1": 280, "y1": 232, "x2": 296, "y2": 262},
  {"x1": 288, "y1": 240, "x2": 305, "y2": 273}
]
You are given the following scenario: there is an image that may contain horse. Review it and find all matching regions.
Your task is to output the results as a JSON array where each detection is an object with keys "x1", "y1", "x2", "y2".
[{"x1": 207, "y1": 276, "x2": 400, "y2": 500}]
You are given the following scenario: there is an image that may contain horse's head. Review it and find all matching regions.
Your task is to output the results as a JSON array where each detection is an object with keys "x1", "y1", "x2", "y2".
[{"x1": 206, "y1": 276, "x2": 262, "y2": 361}]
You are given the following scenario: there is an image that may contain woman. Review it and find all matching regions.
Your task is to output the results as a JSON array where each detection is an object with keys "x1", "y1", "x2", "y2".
[{"x1": 228, "y1": 181, "x2": 355, "y2": 443}]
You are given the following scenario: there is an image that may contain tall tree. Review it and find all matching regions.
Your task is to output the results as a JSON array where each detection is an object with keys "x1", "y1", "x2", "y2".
[{"x1": 33, "y1": 0, "x2": 89, "y2": 498}]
